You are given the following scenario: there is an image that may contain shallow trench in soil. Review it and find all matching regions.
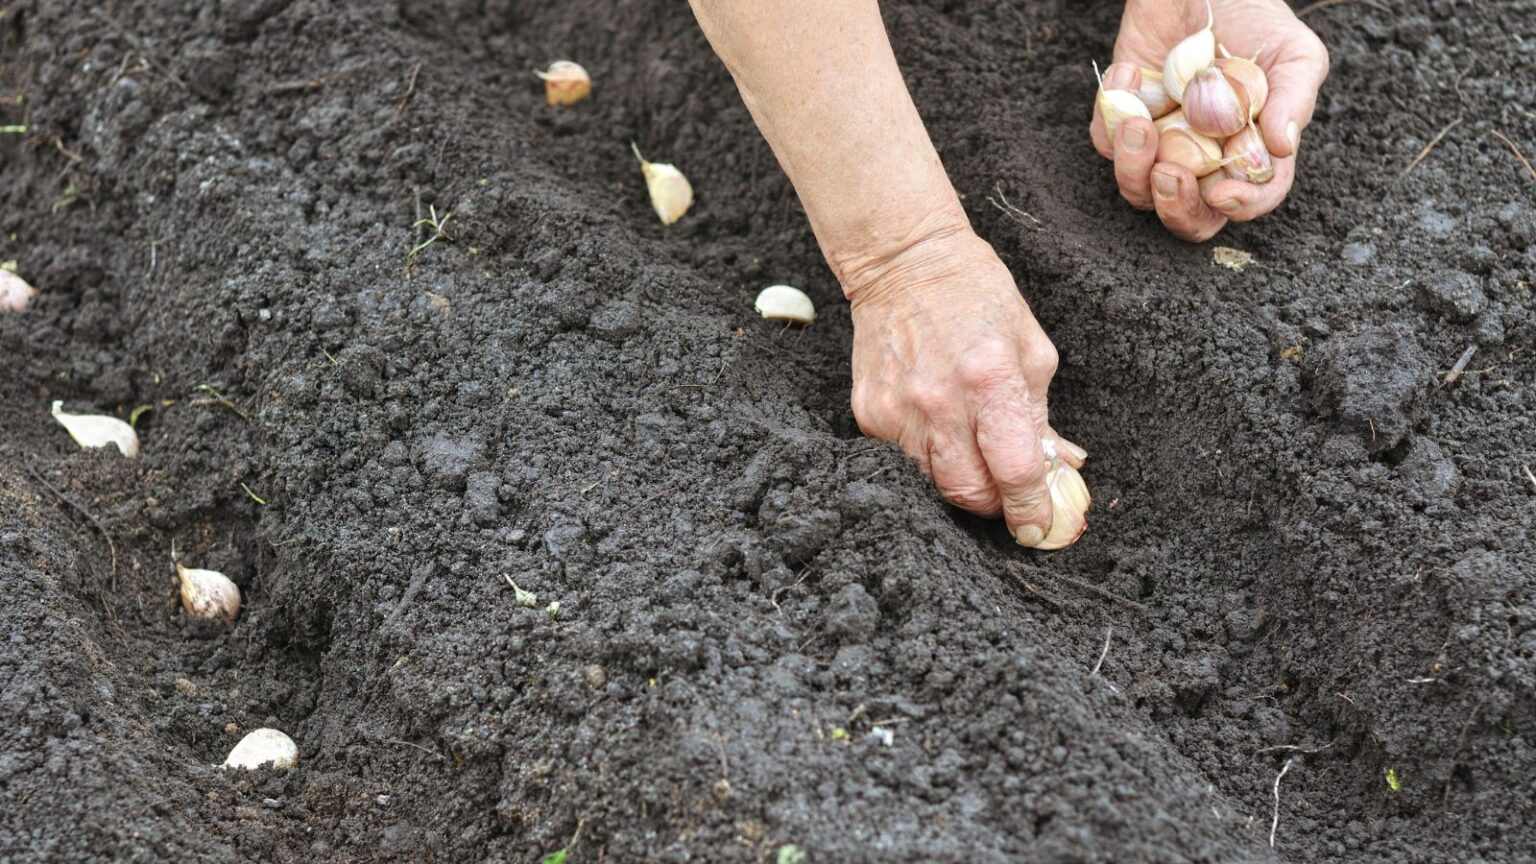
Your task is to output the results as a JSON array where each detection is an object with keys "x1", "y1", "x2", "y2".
[{"x1": 2, "y1": 1, "x2": 1534, "y2": 862}]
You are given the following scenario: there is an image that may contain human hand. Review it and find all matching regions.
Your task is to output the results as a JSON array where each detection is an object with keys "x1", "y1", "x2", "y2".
[
  {"x1": 1089, "y1": 0, "x2": 1329, "y2": 241},
  {"x1": 841, "y1": 228, "x2": 1087, "y2": 548}
]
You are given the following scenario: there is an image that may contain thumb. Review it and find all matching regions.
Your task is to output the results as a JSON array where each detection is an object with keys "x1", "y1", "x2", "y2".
[{"x1": 1259, "y1": 45, "x2": 1329, "y2": 159}]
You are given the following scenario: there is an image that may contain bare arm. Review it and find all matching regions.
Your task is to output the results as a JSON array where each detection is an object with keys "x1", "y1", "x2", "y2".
[
  {"x1": 689, "y1": 0, "x2": 965, "y2": 291},
  {"x1": 689, "y1": 0, "x2": 1090, "y2": 548}
]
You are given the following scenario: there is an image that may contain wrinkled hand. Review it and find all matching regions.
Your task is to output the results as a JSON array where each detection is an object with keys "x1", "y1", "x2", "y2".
[
  {"x1": 1089, "y1": 0, "x2": 1329, "y2": 241},
  {"x1": 843, "y1": 229, "x2": 1087, "y2": 547}
]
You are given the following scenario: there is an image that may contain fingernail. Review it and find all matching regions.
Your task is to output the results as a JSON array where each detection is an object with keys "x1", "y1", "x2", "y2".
[
  {"x1": 1015, "y1": 524, "x2": 1046, "y2": 548},
  {"x1": 1063, "y1": 441, "x2": 1089, "y2": 464},
  {"x1": 1287, "y1": 121, "x2": 1300, "y2": 151},
  {"x1": 1153, "y1": 172, "x2": 1178, "y2": 199},
  {"x1": 1122, "y1": 122, "x2": 1147, "y2": 152},
  {"x1": 1105, "y1": 63, "x2": 1137, "y2": 91},
  {"x1": 1212, "y1": 195, "x2": 1240, "y2": 214}
]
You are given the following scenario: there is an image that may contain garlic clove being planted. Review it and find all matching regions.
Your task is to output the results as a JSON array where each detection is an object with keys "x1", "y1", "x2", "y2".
[
  {"x1": 1135, "y1": 67, "x2": 1179, "y2": 118},
  {"x1": 1094, "y1": 61, "x2": 1151, "y2": 142},
  {"x1": 1215, "y1": 55, "x2": 1268, "y2": 119},
  {"x1": 51, "y1": 401, "x2": 140, "y2": 458},
  {"x1": 177, "y1": 560, "x2": 241, "y2": 622},
  {"x1": 1222, "y1": 123, "x2": 1276, "y2": 184},
  {"x1": 1032, "y1": 441, "x2": 1091, "y2": 551},
  {"x1": 1162, "y1": 0, "x2": 1217, "y2": 104},
  {"x1": 1, "y1": 268, "x2": 37, "y2": 313},
  {"x1": 1181, "y1": 66, "x2": 1250, "y2": 138},
  {"x1": 222, "y1": 728, "x2": 298, "y2": 771},
  {"x1": 1154, "y1": 111, "x2": 1225, "y2": 177},
  {"x1": 754, "y1": 284, "x2": 816, "y2": 325},
  {"x1": 631, "y1": 143, "x2": 693, "y2": 226},
  {"x1": 536, "y1": 61, "x2": 591, "y2": 106}
]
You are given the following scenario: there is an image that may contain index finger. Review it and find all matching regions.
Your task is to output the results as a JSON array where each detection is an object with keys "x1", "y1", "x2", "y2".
[{"x1": 974, "y1": 386, "x2": 1053, "y2": 547}]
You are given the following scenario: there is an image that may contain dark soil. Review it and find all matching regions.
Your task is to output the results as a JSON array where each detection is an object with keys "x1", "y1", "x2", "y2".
[{"x1": 2, "y1": 0, "x2": 1534, "y2": 861}]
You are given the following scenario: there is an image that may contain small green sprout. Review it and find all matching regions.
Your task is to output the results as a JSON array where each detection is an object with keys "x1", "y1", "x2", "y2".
[
  {"x1": 503, "y1": 575, "x2": 536, "y2": 608},
  {"x1": 540, "y1": 850, "x2": 568, "y2": 864},
  {"x1": 407, "y1": 205, "x2": 453, "y2": 265},
  {"x1": 0, "y1": 125, "x2": 25, "y2": 134},
  {"x1": 240, "y1": 482, "x2": 267, "y2": 506},
  {"x1": 128, "y1": 404, "x2": 155, "y2": 426},
  {"x1": 830, "y1": 727, "x2": 849, "y2": 741},
  {"x1": 777, "y1": 845, "x2": 808, "y2": 864},
  {"x1": 1385, "y1": 766, "x2": 1401, "y2": 793}
]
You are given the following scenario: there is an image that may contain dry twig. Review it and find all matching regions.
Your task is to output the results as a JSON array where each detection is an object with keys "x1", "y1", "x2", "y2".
[
  {"x1": 1488, "y1": 130, "x2": 1536, "y2": 182},
  {"x1": 1442, "y1": 344, "x2": 1477, "y2": 387},
  {"x1": 1401, "y1": 117, "x2": 1462, "y2": 179}
]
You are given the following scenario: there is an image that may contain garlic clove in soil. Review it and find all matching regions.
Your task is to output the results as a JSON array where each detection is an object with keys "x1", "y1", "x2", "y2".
[
  {"x1": 1094, "y1": 61, "x2": 1152, "y2": 142},
  {"x1": 176, "y1": 560, "x2": 241, "y2": 622},
  {"x1": 1135, "y1": 67, "x2": 1179, "y2": 118},
  {"x1": 1161, "y1": 0, "x2": 1216, "y2": 103},
  {"x1": 536, "y1": 61, "x2": 591, "y2": 106},
  {"x1": 0, "y1": 268, "x2": 37, "y2": 313},
  {"x1": 1222, "y1": 123, "x2": 1276, "y2": 184},
  {"x1": 1180, "y1": 66, "x2": 1250, "y2": 138},
  {"x1": 222, "y1": 728, "x2": 298, "y2": 771},
  {"x1": 1215, "y1": 55, "x2": 1268, "y2": 119},
  {"x1": 1154, "y1": 111, "x2": 1225, "y2": 177},
  {"x1": 631, "y1": 143, "x2": 693, "y2": 226},
  {"x1": 754, "y1": 284, "x2": 816, "y2": 325},
  {"x1": 51, "y1": 401, "x2": 140, "y2": 458},
  {"x1": 1034, "y1": 441, "x2": 1091, "y2": 551}
]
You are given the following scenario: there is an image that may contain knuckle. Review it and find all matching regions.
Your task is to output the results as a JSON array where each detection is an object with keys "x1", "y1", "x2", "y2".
[
  {"x1": 938, "y1": 481, "x2": 1000, "y2": 513},
  {"x1": 956, "y1": 341, "x2": 1017, "y2": 389},
  {"x1": 1021, "y1": 339, "x2": 1059, "y2": 379},
  {"x1": 904, "y1": 381, "x2": 949, "y2": 417}
]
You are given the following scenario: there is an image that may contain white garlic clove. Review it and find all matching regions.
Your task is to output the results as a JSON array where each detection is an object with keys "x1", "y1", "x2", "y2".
[
  {"x1": 631, "y1": 143, "x2": 693, "y2": 226},
  {"x1": 535, "y1": 60, "x2": 591, "y2": 106},
  {"x1": 1222, "y1": 123, "x2": 1275, "y2": 184},
  {"x1": 1154, "y1": 111, "x2": 1225, "y2": 177},
  {"x1": 1135, "y1": 67, "x2": 1179, "y2": 118},
  {"x1": 177, "y1": 561, "x2": 241, "y2": 622},
  {"x1": 1093, "y1": 61, "x2": 1152, "y2": 142},
  {"x1": 222, "y1": 728, "x2": 298, "y2": 771},
  {"x1": 1161, "y1": 0, "x2": 1216, "y2": 104},
  {"x1": 1181, "y1": 66, "x2": 1249, "y2": 138},
  {"x1": 754, "y1": 284, "x2": 816, "y2": 325},
  {"x1": 1215, "y1": 56, "x2": 1268, "y2": 119},
  {"x1": 1037, "y1": 460, "x2": 1091, "y2": 551},
  {"x1": 1, "y1": 268, "x2": 37, "y2": 313},
  {"x1": 51, "y1": 401, "x2": 140, "y2": 458}
]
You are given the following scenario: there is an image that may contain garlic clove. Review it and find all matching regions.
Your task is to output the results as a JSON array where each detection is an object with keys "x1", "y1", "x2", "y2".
[
  {"x1": 51, "y1": 401, "x2": 140, "y2": 458},
  {"x1": 1, "y1": 268, "x2": 37, "y2": 313},
  {"x1": 631, "y1": 143, "x2": 693, "y2": 226},
  {"x1": 1094, "y1": 61, "x2": 1152, "y2": 142},
  {"x1": 1181, "y1": 66, "x2": 1249, "y2": 138},
  {"x1": 1154, "y1": 111, "x2": 1225, "y2": 177},
  {"x1": 222, "y1": 728, "x2": 298, "y2": 771},
  {"x1": 535, "y1": 61, "x2": 591, "y2": 106},
  {"x1": 1222, "y1": 123, "x2": 1276, "y2": 184},
  {"x1": 1135, "y1": 67, "x2": 1179, "y2": 118},
  {"x1": 177, "y1": 561, "x2": 241, "y2": 622},
  {"x1": 1161, "y1": 0, "x2": 1216, "y2": 104},
  {"x1": 1037, "y1": 461, "x2": 1091, "y2": 551},
  {"x1": 1215, "y1": 56, "x2": 1268, "y2": 119},
  {"x1": 754, "y1": 284, "x2": 816, "y2": 325}
]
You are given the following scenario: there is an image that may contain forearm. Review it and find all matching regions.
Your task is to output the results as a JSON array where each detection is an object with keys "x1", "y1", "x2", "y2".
[{"x1": 688, "y1": 0, "x2": 968, "y2": 295}]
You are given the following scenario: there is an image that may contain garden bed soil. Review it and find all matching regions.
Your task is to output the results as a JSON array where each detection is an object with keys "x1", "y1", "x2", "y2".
[{"x1": 2, "y1": 0, "x2": 1534, "y2": 861}]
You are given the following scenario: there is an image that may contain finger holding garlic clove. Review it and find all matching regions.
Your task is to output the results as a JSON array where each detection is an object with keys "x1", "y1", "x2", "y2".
[
  {"x1": 1026, "y1": 440, "x2": 1090, "y2": 551},
  {"x1": 1093, "y1": 60, "x2": 1151, "y2": 143},
  {"x1": 536, "y1": 61, "x2": 591, "y2": 106}
]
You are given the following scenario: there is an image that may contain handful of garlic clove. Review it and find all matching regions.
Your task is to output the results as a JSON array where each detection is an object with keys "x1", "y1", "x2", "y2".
[{"x1": 1095, "y1": 0, "x2": 1274, "y2": 186}]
